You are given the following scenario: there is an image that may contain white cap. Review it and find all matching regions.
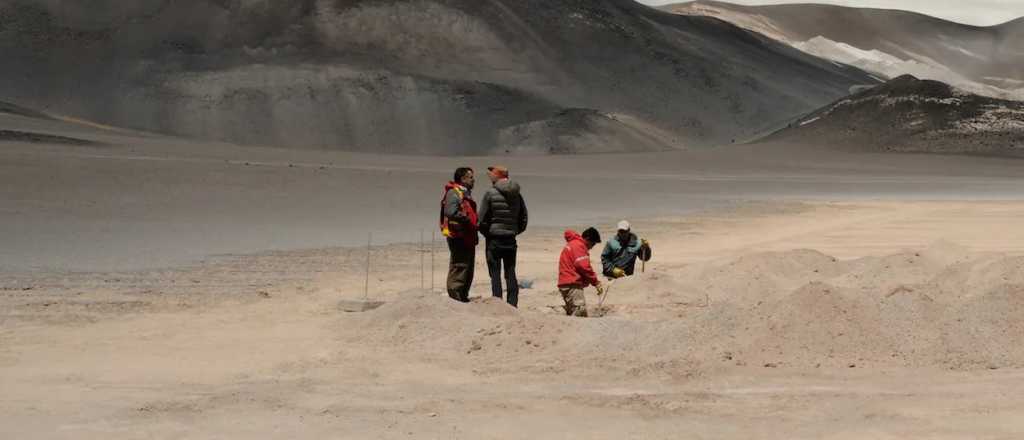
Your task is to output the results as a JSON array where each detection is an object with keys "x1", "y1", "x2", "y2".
[{"x1": 617, "y1": 220, "x2": 631, "y2": 231}]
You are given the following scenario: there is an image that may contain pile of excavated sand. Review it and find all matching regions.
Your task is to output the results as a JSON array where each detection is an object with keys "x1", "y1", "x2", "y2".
[
  {"x1": 347, "y1": 292, "x2": 709, "y2": 379},
  {"x1": 747, "y1": 282, "x2": 889, "y2": 368},
  {"x1": 343, "y1": 245, "x2": 1024, "y2": 373}
]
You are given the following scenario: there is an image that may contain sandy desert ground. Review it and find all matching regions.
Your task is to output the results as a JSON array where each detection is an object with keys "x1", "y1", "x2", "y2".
[
  {"x1": 6, "y1": 113, "x2": 1024, "y2": 437},
  {"x1": 5, "y1": 1, "x2": 1024, "y2": 437},
  {"x1": 7, "y1": 199, "x2": 1024, "y2": 438}
]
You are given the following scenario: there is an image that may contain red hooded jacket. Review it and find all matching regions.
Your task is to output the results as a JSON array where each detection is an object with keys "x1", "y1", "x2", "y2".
[{"x1": 558, "y1": 229, "x2": 599, "y2": 288}]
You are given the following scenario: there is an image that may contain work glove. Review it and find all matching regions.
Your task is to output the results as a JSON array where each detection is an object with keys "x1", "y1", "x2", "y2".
[
  {"x1": 595, "y1": 283, "x2": 605, "y2": 296},
  {"x1": 611, "y1": 267, "x2": 626, "y2": 279}
]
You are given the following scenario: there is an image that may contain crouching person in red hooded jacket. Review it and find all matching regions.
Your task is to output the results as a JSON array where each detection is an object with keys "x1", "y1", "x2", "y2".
[
  {"x1": 558, "y1": 227, "x2": 604, "y2": 317},
  {"x1": 440, "y1": 167, "x2": 479, "y2": 302}
]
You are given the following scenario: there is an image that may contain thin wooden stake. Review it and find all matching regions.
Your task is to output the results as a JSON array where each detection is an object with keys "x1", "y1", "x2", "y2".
[
  {"x1": 420, "y1": 229, "x2": 425, "y2": 290},
  {"x1": 364, "y1": 232, "x2": 371, "y2": 300},
  {"x1": 431, "y1": 229, "x2": 436, "y2": 293}
]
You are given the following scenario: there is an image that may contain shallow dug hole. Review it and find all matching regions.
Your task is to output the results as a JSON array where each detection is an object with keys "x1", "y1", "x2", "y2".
[{"x1": 341, "y1": 246, "x2": 1024, "y2": 372}]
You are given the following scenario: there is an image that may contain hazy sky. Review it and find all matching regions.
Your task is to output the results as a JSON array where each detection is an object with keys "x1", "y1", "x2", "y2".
[{"x1": 640, "y1": 0, "x2": 1024, "y2": 26}]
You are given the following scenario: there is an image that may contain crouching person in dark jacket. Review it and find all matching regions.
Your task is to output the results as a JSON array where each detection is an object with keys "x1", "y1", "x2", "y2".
[{"x1": 478, "y1": 165, "x2": 528, "y2": 307}]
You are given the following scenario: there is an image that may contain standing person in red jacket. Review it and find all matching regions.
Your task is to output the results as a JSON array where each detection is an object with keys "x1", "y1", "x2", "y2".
[
  {"x1": 558, "y1": 227, "x2": 604, "y2": 317},
  {"x1": 440, "y1": 167, "x2": 479, "y2": 302}
]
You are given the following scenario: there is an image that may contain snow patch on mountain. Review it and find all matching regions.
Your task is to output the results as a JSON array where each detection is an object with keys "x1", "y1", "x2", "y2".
[
  {"x1": 793, "y1": 36, "x2": 1024, "y2": 101},
  {"x1": 793, "y1": 37, "x2": 905, "y2": 67},
  {"x1": 798, "y1": 116, "x2": 820, "y2": 126},
  {"x1": 940, "y1": 42, "x2": 987, "y2": 61},
  {"x1": 671, "y1": 3, "x2": 791, "y2": 42},
  {"x1": 665, "y1": 3, "x2": 1024, "y2": 103}
]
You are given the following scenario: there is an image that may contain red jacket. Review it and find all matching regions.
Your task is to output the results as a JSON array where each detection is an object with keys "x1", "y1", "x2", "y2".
[
  {"x1": 558, "y1": 229, "x2": 599, "y2": 288},
  {"x1": 440, "y1": 182, "x2": 479, "y2": 247}
]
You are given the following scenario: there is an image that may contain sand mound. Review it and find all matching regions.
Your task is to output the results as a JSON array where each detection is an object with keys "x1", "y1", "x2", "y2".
[
  {"x1": 596, "y1": 271, "x2": 708, "y2": 317},
  {"x1": 352, "y1": 293, "x2": 569, "y2": 362},
  {"x1": 940, "y1": 284, "x2": 1024, "y2": 369},
  {"x1": 691, "y1": 249, "x2": 843, "y2": 304},
  {"x1": 342, "y1": 247, "x2": 1024, "y2": 373},
  {"x1": 931, "y1": 255, "x2": 1024, "y2": 300},
  {"x1": 746, "y1": 282, "x2": 889, "y2": 367},
  {"x1": 876, "y1": 286, "x2": 946, "y2": 365},
  {"x1": 727, "y1": 249, "x2": 842, "y2": 278},
  {"x1": 829, "y1": 250, "x2": 947, "y2": 295},
  {"x1": 349, "y1": 291, "x2": 707, "y2": 377}
]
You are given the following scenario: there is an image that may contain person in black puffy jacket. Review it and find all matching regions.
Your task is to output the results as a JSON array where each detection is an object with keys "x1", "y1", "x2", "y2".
[{"x1": 477, "y1": 165, "x2": 528, "y2": 307}]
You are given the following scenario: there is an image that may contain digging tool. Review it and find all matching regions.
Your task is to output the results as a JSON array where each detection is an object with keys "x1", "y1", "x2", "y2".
[
  {"x1": 639, "y1": 238, "x2": 652, "y2": 273},
  {"x1": 597, "y1": 278, "x2": 618, "y2": 308}
]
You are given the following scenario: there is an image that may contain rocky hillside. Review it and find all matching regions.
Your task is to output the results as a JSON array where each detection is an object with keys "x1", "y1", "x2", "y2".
[
  {"x1": 765, "y1": 76, "x2": 1024, "y2": 156},
  {"x1": 664, "y1": 1, "x2": 1024, "y2": 101},
  {"x1": 0, "y1": 0, "x2": 876, "y2": 153}
]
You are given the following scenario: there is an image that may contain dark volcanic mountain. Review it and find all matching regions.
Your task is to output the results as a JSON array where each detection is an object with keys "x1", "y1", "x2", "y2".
[
  {"x1": 0, "y1": 0, "x2": 875, "y2": 154},
  {"x1": 664, "y1": 1, "x2": 1024, "y2": 100},
  {"x1": 765, "y1": 76, "x2": 1024, "y2": 156}
]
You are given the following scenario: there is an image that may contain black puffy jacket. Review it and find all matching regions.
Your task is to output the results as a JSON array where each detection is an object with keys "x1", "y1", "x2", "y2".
[{"x1": 478, "y1": 179, "x2": 528, "y2": 240}]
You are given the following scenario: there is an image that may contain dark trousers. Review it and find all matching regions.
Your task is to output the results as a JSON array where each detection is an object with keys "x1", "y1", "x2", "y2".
[
  {"x1": 486, "y1": 239, "x2": 519, "y2": 307},
  {"x1": 446, "y1": 238, "x2": 475, "y2": 302}
]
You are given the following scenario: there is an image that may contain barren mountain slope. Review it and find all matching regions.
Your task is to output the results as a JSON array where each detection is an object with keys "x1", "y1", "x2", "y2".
[
  {"x1": 664, "y1": 1, "x2": 1024, "y2": 100},
  {"x1": 0, "y1": 0, "x2": 876, "y2": 153}
]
